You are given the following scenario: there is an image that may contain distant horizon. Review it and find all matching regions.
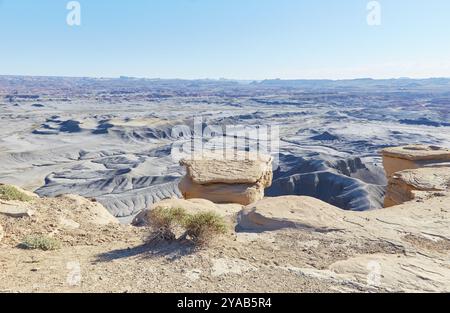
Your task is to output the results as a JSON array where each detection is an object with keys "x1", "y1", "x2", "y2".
[{"x1": 1, "y1": 73, "x2": 450, "y2": 82}]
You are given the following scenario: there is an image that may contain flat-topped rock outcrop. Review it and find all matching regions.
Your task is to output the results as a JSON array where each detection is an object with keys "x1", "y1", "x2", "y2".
[
  {"x1": 381, "y1": 145, "x2": 450, "y2": 177},
  {"x1": 181, "y1": 153, "x2": 273, "y2": 185},
  {"x1": 381, "y1": 145, "x2": 450, "y2": 207},
  {"x1": 179, "y1": 152, "x2": 273, "y2": 205}
]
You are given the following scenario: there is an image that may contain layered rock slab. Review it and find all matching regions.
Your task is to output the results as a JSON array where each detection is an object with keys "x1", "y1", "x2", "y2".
[
  {"x1": 385, "y1": 167, "x2": 450, "y2": 207},
  {"x1": 179, "y1": 153, "x2": 273, "y2": 205},
  {"x1": 381, "y1": 144, "x2": 450, "y2": 177},
  {"x1": 381, "y1": 145, "x2": 450, "y2": 207},
  {"x1": 237, "y1": 196, "x2": 344, "y2": 232}
]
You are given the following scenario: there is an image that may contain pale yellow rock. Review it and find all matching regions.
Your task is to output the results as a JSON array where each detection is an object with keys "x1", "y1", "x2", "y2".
[
  {"x1": 236, "y1": 193, "x2": 450, "y2": 291},
  {"x1": 179, "y1": 176, "x2": 265, "y2": 206},
  {"x1": 0, "y1": 223, "x2": 3, "y2": 243},
  {"x1": 181, "y1": 152, "x2": 273, "y2": 185},
  {"x1": 238, "y1": 193, "x2": 450, "y2": 242},
  {"x1": 381, "y1": 145, "x2": 450, "y2": 177},
  {"x1": 328, "y1": 253, "x2": 450, "y2": 293},
  {"x1": 382, "y1": 144, "x2": 450, "y2": 161},
  {"x1": 58, "y1": 216, "x2": 81, "y2": 230},
  {"x1": 238, "y1": 196, "x2": 345, "y2": 232},
  {"x1": 385, "y1": 167, "x2": 450, "y2": 207},
  {"x1": 0, "y1": 201, "x2": 35, "y2": 218},
  {"x1": 56, "y1": 194, "x2": 119, "y2": 225},
  {"x1": 179, "y1": 152, "x2": 273, "y2": 205}
]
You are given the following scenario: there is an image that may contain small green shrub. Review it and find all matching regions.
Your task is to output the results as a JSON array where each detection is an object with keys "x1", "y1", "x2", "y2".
[
  {"x1": 148, "y1": 207, "x2": 187, "y2": 241},
  {"x1": 148, "y1": 208, "x2": 227, "y2": 246},
  {"x1": 183, "y1": 212, "x2": 227, "y2": 246},
  {"x1": 0, "y1": 185, "x2": 33, "y2": 202},
  {"x1": 20, "y1": 235, "x2": 61, "y2": 251}
]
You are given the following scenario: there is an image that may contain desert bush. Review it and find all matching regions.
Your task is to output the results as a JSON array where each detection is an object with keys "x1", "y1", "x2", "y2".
[
  {"x1": 148, "y1": 207, "x2": 187, "y2": 241},
  {"x1": 147, "y1": 208, "x2": 227, "y2": 246},
  {"x1": 183, "y1": 212, "x2": 227, "y2": 246},
  {"x1": 20, "y1": 235, "x2": 61, "y2": 251},
  {"x1": 0, "y1": 185, "x2": 33, "y2": 202}
]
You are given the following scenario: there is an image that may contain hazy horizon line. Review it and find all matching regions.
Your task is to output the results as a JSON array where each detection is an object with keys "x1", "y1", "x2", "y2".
[{"x1": 1, "y1": 73, "x2": 450, "y2": 82}]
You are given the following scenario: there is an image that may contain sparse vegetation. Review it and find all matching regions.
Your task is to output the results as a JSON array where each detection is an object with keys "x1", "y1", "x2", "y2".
[
  {"x1": 0, "y1": 184, "x2": 33, "y2": 202},
  {"x1": 183, "y1": 212, "x2": 227, "y2": 246},
  {"x1": 148, "y1": 207, "x2": 227, "y2": 246},
  {"x1": 148, "y1": 207, "x2": 187, "y2": 241},
  {"x1": 20, "y1": 235, "x2": 61, "y2": 251}
]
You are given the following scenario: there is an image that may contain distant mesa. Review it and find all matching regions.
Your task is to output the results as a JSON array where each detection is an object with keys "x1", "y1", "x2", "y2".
[{"x1": 310, "y1": 131, "x2": 339, "y2": 141}]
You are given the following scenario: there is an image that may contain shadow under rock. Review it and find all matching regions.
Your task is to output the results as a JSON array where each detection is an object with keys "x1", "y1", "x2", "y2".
[{"x1": 94, "y1": 239, "x2": 197, "y2": 263}]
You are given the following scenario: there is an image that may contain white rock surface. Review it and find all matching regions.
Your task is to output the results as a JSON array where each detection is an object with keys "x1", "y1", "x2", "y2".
[
  {"x1": 0, "y1": 201, "x2": 35, "y2": 218},
  {"x1": 237, "y1": 193, "x2": 450, "y2": 292}
]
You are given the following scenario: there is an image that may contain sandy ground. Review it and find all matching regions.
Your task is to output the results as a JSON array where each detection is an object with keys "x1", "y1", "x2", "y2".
[
  {"x1": 1, "y1": 189, "x2": 449, "y2": 293},
  {"x1": 0, "y1": 228, "x2": 397, "y2": 293}
]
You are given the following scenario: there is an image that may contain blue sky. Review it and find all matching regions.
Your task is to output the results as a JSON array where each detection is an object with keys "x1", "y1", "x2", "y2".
[{"x1": 0, "y1": 0, "x2": 449, "y2": 79}]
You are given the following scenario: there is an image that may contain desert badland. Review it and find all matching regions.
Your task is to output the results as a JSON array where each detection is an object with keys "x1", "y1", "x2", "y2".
[{"x1": 0, "y1": 76, "x2": 449, "y2": 292}]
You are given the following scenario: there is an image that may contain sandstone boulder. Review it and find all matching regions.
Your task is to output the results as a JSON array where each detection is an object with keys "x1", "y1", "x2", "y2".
[
  {"x1": 237, "y1": 196, "x2": 345, "y2": 232},
  {"x1": 179, "y1": 152, "x2": 273, "y2": 205},
  {"x1": 384, "y1": 167, "x2": 450, "y2": 207},
  {"x1": 381, "y1": 145, "x2": 450, "y2": 177},
  {"x1": 0, "y1": 201, "x2": 35, "y2": 218},
  {"x1": 181, "y1": 153, "x2": 273, "y2": 185}
]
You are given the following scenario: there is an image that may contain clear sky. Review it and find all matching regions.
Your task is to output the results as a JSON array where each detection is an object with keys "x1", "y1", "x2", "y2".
[{"x1": 0, "y1": 0, "x2": 449, "y2": 79}]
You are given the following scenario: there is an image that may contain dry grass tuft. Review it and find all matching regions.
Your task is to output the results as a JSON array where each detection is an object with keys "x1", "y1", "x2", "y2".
[{"x1": 0, "y1": 185, "x2": 33, "y2": 202}]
